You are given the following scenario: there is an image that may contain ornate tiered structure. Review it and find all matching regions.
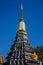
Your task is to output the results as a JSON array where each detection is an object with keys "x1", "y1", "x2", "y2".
[{"x1": 3, "y1": 4, "x2": 41, "y2": 65}]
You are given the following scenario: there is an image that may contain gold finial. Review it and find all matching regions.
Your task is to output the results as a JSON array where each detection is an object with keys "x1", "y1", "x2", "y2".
[{"x1": 18, "y1": 4, "x2": 26, "y2": 34}]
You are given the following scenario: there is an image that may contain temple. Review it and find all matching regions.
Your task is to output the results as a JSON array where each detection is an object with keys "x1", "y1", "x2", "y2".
[{"x1": 3, "y1": 4, "x2": 42, "y2": 65}]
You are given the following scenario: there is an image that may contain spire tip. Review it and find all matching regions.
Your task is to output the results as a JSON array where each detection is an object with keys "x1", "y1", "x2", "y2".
[
  {"x1": 20, "y1": 3, "x2": 24, "y2": 20},
  {"x1": 21, "y1": 3, "x2": 23, "y2": 10}
]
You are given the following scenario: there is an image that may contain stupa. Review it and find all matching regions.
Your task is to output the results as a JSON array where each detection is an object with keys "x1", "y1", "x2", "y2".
[{"x1": 3, "y1": 4, "x2": 41, "y2": 65}]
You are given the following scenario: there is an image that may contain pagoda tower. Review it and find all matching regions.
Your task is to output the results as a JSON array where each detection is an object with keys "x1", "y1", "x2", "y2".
[{"x1": 3, "y1": 4, "x2": 41, "y2": 65}]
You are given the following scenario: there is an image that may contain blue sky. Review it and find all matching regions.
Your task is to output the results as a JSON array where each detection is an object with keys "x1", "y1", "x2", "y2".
[{"x1": 0, "y1": 0, "x2": 43, "y2": 61}]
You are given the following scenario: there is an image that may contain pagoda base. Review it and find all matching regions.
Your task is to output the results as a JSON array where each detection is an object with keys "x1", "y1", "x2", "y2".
[
  {"x1": 25, "y1": 60, "x2": 42, "y2": 65},
  {"x1": 3, "y1": 59, "x2": 42, "y2": 65}
]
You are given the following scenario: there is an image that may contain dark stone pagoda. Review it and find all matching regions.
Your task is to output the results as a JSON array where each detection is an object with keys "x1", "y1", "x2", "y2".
[{"x1": 3, "y1": 4, "x2": 42, "y2": 65}]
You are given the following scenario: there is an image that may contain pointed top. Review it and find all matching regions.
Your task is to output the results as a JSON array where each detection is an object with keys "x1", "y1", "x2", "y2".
[
  {"x1": 18, "y1": 3, "x2": 26, "y2": 34},
  {"x1": 21, "y1": 3, "x2": 23, "y2": 10},
  {"x1": 20, "y1": 3, "x2": 24, "y2": 20}
]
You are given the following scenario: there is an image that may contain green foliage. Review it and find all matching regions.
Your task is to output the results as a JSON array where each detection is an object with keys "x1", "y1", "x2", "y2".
[{"x1": 34, "y1": 46, "x2": 43, "y2": 64}]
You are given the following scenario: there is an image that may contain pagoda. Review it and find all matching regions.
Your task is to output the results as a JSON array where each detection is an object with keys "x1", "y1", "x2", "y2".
[{"x1": 3, "y1": 4, "x2": 41, "y2": 65}]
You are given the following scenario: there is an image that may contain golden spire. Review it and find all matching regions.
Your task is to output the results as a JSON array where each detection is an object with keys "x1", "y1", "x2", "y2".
[{"x1": 18, "y1": 4, "x2": 26, "y2": 34}]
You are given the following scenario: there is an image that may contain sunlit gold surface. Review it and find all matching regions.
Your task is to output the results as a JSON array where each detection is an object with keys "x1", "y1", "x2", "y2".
[
  {"x1": 18, "y1": 30, "x2": 26, "y2": 34},
  {"x1": 29, "y1": 53, "x2": 38, "y2": 60},
  {"x1": 25, "y1": 52, "x2": 38, "y2": 61},
  {"x1": 18, "y1": 20, "x2": 26, "y2": 31},
  {"x1": 0, "y1": 56, "x2": 3, "y2": 63}
]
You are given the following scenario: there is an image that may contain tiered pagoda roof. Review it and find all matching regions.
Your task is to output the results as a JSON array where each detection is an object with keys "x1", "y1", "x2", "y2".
[{"x1": 3, "y1": 4, "x2": 41, "y2": 65}]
